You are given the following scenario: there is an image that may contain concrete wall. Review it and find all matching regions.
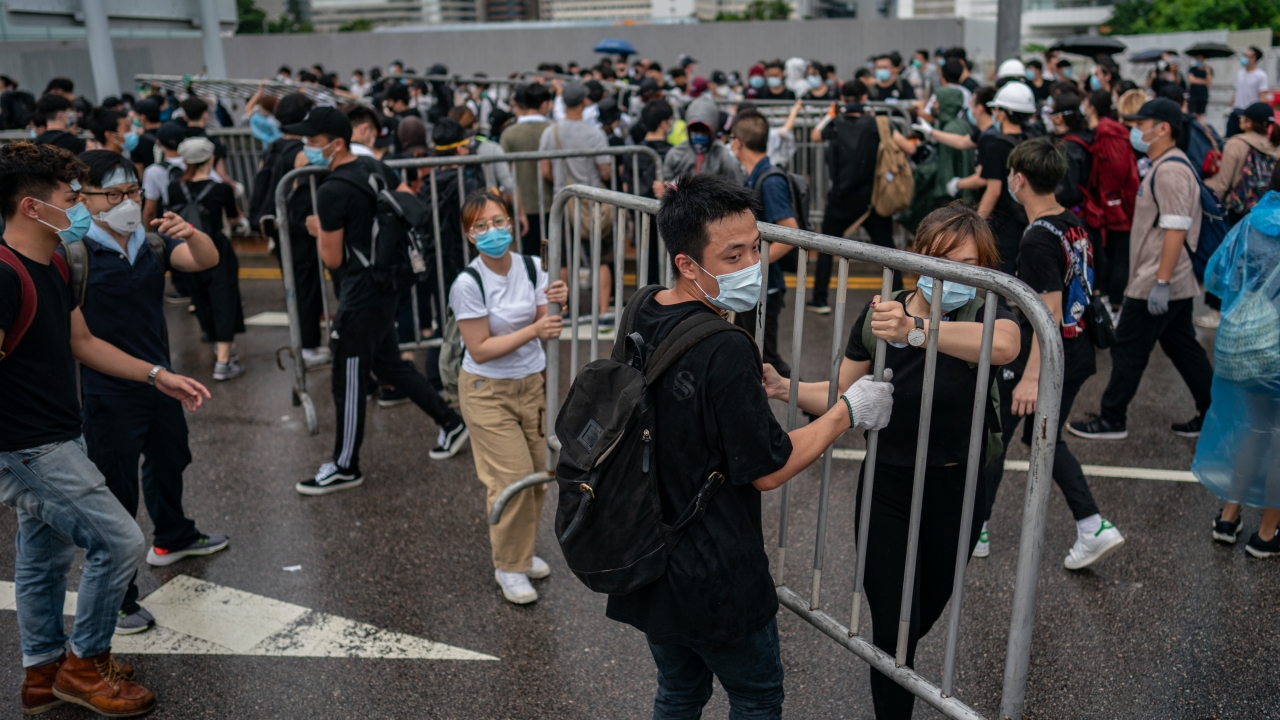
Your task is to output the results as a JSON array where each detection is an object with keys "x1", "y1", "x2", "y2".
[{"x1": 0, "y1": 17, "x2": 989, "y2": 98}]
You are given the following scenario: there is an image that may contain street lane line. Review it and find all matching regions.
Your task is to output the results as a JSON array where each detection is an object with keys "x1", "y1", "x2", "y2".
[
  {"x1": 245, "y1": 311, "x2": 292, "y2": 326},
  {"x1": 0, "y1": 575, "x2": 497, "y2": 660},
  {"x1": 829, "y1": 448, "x2": 1196, "y2": 483}
]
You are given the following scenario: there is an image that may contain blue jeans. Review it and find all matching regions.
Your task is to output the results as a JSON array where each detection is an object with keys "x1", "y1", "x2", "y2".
[
  {"x1": 647, "y1": 617, "x2": 784, "y2": 720},
  {"x1": 0, "y1": 438, "x2": 145, "y2": 667}
]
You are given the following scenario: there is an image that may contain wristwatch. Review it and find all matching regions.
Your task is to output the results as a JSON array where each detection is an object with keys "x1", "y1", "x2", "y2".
[
  {"x1": 907, "y1": 317, "x2": 927, "y2": 348},
  {"x1": 147, "y1": 365, "x2": 163, "y2": 386}
]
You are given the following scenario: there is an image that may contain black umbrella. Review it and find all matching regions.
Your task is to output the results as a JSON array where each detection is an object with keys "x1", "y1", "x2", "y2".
[
  {"x1": 1129, "y1": 48, "x2": 1173, "y2": 64},
  {"x1": 1184, "y1": 42, "x2": 1237, "y2": 59},
  {"x1": 1050, "y1": 35, "x2": 1127, "y2": 58}
]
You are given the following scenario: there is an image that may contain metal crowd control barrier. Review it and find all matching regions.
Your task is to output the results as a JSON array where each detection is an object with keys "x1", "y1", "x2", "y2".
[
  {"x1": 271, "y1": 146, "x2": 663, "y2": 435},
  {"x1": 491, "y1": 185, "x2": 1064, "y2": 720}
]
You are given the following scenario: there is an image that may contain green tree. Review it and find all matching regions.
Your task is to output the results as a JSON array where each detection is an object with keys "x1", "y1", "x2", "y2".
[
  {"x1": 236, "y1": 0, "x2": 267, "y2": 33},
  {"x1": 744, "y1": 0, "x2": 792, "y2": 18},
  {"x1": 1104, "y1": 0, "x2": 1280, "y2": 34},
  {"x1": 268, "y1": 0, "x2": 314, "y2": 33},
  {"x1": 337, "y1": 17, "x2": 374, "y2": 31}
]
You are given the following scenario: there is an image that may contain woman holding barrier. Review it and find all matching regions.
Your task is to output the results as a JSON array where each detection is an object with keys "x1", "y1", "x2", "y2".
[
  {"x1": 449, "y1": 189, "x2": 569, "y2": 604},
  {"x1": 762, "y1": 204, "x2": 1020, "y2": 719}
]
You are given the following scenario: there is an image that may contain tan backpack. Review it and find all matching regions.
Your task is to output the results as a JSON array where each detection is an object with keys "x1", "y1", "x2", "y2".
[{"x1": 845, "y1": 114, "x2": 914, "y2": 235}]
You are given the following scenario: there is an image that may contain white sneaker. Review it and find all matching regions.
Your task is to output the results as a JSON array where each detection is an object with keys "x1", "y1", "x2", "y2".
[
  {"x1": 301, "y1": 347, "x2": 332, "y2": 368},
  {"x1": 526, "y1": 555, "x2": 551, "y2": 579},
  {"x1": 972, "y1": 529, "x2": 990, "y2": 558},
  {"x1": 1193, "y1": 310, "x2": 1221, "y2": 329},
  {"x1": 495, "y1": 569, "x2": 538, "y2": 604},
  {"x1": 1064, "y1": 520, "x2": 1125, "y2": 570}
]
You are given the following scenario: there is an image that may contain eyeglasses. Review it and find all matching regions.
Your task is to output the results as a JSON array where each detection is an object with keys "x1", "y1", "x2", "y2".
[
  {"x1": 469, "y1": 216, "x2": 511, "y2": 234},
  {"x1": 81, "y1": 187, "x2": 142, "y2": 205}
]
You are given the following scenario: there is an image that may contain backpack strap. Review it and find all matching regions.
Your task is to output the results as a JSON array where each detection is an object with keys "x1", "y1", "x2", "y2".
[
  {"x1": 460, "y1": 266, "x2": 485, "y2": 304},
  {"x1": 59, "y1": 240, "x2": 88, "y2": 308},
  {"x1": 144, "y1": 232, "x2": 167, "y2": 268},
  {"x1": 0, "y1": 244, "x2": 36, "y2": 362},
  {"x1": 1028, "y1": 219, "x2": 1091, "y2": 295},
  {"x1": 645, "y1": 311, "x2": 758, "y2": 384},
  {"x1": 521, "y1": 253, "x2": 537, "y2": 287},
  {"x1": 1146, "y1": 154, "x2": 1202, "y2": 264}
]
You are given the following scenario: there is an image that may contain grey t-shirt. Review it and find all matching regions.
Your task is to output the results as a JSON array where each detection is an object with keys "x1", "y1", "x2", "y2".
[{"x1": 538, "y1": 119, "x2": 610, "y2": 193}]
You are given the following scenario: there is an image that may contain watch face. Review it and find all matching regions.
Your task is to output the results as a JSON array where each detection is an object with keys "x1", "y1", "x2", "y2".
[{"x1": 907, "y1": 327, "x2": 927, "y2": 347}]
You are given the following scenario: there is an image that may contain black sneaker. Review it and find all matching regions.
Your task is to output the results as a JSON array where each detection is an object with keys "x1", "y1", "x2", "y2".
[
  {"x1": 1171, "y1": 413, "x2": 1204, "y2": 438},
  {"x1": 377, "y1": 385, "x2": 411, "y2": 408},
  {"x1": 296, "y1": 463, "x2": 364, "y2": 496},
  {"x1": 1212, "y1": 513, "x2": 1242, "y2": 544},
  {"x1": 1245, "y1": 531, "x2": 1280, "y2": 558},
  {"x1": 429, "y1": 422, "x2": 470, "y2": 460},
  {"x1": 1067, "y1": 414, "x2": 1128, "y2": 440}
]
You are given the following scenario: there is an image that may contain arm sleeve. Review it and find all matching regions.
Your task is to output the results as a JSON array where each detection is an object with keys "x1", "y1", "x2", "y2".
[
  {"x1": 1017, "y1": 232, "x2": 1066, "y2": 295},
  {"x1": 221, "y1": 184, "x2": 239, "y2": 219},
  {"x1": 538, "y1": 125, "x2": 555, "y2": 152},
  {"x1": 843, "y1": 304, "x2": 873, "y2": 361},
  {"x1": 706, "y1": 333, "x2": 793, "y2": 485},
  {"x1": 448, "y1": 272, "x2": 488, "y2": 321},
  {"x1": 1154, "y1": 164, "x2": 1197, "y2": 230},
  {"x1": 978, "y1": 140, "x2": 1008, "y2": 180},
  {"x1": 159, "y1": 233, "x2": 186, "y2": 270},
  {"x1": 316, "y1": 185, "x2": 348, "y2": 233}
]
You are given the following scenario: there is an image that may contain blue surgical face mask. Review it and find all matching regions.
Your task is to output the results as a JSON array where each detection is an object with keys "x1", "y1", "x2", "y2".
[
  {"x1": 1007, "y1": 173, "x2": 1023, "y2": 204},
  {"x1": 766, "y1": 76, "x2": 782, "y2": 89},
  {"x1": 474, "y1": 227, "x2": 512, "y2": 258},
  {"x1": 34, "y1": 199, "x2": 93, "y2": 243},
  {"x1": 875, "y1": 68, "x2": 892, "y2": 83},
  {"x1": 304, "y1": 142, "x2": 333, "y2": 167},
  {"x1": 1088, "y1": 75, "x2": 1102, "y2": 91},
  {"x1": 1240, "y1": 55, "x2": 1249, "y2": 67},
  {"x1": 123, "y1": 130, "x2": 139, "y2": 153},
  {"x1": 749, "y1": 76, "x2": 764, "y2": 89},
  {"x1": 693, "y1": 259, "x2": 762, "y2": 313},
  {"x1": 1025, "y1": 70, "x2": 1036, "y2": 81},
  {"x1": 807, "y1": 75, "x2": 822, "y2": 89},
  {"x1": 966, "y1": 107, "x2": 977, "y2": 125},
  {"x1": 690, "y1": 132, "x2": 712, "y2": 151},
  {"x1": 826, "y1": 77, "x2": 836, "y2": 87},
  {"x1": 1129, "y1": 125, "x2": 1151, "y2": 153},
  {"x1": 916, "y1": 275, "x2": 977, "y2": 312}
]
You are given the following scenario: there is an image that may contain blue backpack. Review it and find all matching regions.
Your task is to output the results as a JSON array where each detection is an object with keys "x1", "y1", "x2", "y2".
[{"x1": 1148, "y1": 154, "x2": 1228, "y2": 283}]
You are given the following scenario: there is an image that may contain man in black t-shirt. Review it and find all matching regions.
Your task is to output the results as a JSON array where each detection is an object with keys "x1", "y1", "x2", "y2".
[
  {"x1": 606, "y1": 173, "x2": 893, "y2": 719},
  {"x1": 129, "y1": 98, "x2": 163, "y2": 175},
  {"x1": 866, "y1": 54, "x2": 916, "y2": 103},
  {"x1": 32, "y1": 94, "x2": 85, "y2": 155},
  {"x1": 977, "y1": 82, "x2": 1035, "y2": 276},
  {"x1": 980, "y1": 138, "x2": 1124, "y2": 570},
  {"x1": 0, "y1": 142, "x2": 209, "y2": 715},
  {"x1": 287, "y1": 108, "x2": 467, "y2": 496}
]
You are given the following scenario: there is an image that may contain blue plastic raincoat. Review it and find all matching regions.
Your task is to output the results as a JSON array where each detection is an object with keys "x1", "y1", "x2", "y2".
[{"x1": 1192, "y1": 191, "x2": 1280, "y2": 508}]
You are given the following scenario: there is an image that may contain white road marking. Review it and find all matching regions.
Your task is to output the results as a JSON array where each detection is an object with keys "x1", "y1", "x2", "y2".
[
  {"x1": 558, "y1": 323, "x2": 615, "y2": 341},
  {"x1": 244, "y1": 311, "x2": 291, "y2": 327},
  {"x1": 829, "y1": 448, "x2": 1196, "y2": 483},
  {"x1": 0, "y1": 575, "x2": 496, "y2": 660}
]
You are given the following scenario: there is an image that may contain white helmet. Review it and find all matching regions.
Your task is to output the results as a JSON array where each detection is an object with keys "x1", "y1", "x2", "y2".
[
  {"x1": 997, "y1": 59, "x2": 1027, "y2": 79},
  {"x1": 989, "y1": 81, "x2": 1037, "y2": 114}
]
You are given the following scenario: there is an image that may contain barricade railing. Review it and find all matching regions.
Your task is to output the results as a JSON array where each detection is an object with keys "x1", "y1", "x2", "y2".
[
  {"x1": 270, "y1": 146, "x2": 663, "y2": 435},
  {"x1": 491, "y1": 185, "x2": 1063, "y2": 720}
]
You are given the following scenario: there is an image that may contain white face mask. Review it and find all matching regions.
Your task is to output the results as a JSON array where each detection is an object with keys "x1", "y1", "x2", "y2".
[{"x1": 94, "y1": 198, "x2": 142, "y2": 235}]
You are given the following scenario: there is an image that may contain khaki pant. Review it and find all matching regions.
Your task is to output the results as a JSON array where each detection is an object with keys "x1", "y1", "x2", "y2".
[{"x1": 458, "y1": 368, "x2": 547, "y2": 573}]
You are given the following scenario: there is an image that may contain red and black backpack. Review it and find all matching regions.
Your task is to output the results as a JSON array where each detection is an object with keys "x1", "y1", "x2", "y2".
[{"x1": 0, "y1": 244, "x2": 68, "y2": 361}]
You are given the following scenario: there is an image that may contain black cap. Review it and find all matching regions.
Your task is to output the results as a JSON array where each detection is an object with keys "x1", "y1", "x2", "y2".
[
  {"x1": 282, "y1": 106, "x2": 353, "y2": 142},
  {"x1": 156, "y1": 121, "x2": 186, "y2": 150},
  {"x1": 1121, "y1": 98, "x2": 1183, "y2": 129},
  {"x1": 638, "y1": 77, "x2": 662, "y2": 96},
  {"x1": 1242, "y1": 101, "x2": 1275, "y2": 128},
  {"x1": 597, "y1": 97, "x2": 621, "y2": 126},
  {"x1": 432, "y1": 117, "x2": 467, "y2": 149},
  {"x1": 489, "y1": 107, "x2": 515, "y2": 133},
  {"x1": 710, "y1": 70, "x2": 727, "y2": 85}
]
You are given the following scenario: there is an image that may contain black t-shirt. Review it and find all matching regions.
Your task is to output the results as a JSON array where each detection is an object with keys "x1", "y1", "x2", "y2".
[
  {"x1": 866, "y1": 79, "x2": 916, "y2": 102},
  {"x1": 168, "y1": 179, "x2": 238, "y2": 241},
  {"x1": 844, "y1": 295, "x2": 1015, "y2": 467},
  {"x1": 131, "y1": 131, "x2": 157, "y2": 168},
  {"x1": 822, "y1": 113, "x2": 879, "y2": 202},
  {"x1": 1030, "y1": 80, "x2": 1052, "y2": 104},
  {"x1": 961, "y1": 77, "x2": 981, "y2": 92},
  {"x1": 977, "y1": 131, "x2": 1029, "y2": 240},
  {"x1": 317, "y1": 156, "x2": 403, "y2": 312},
  {"x1": 765, "y1": 88, "x2": 796, "y2": 101},
  {"x1": 33, "y1": 130, "x2": 85, "y2": 155},
  {"x1": 1016, "y1": 212, "x2": 1097, "y2": 382},
  {"x1": 0, "y1": 247, "x2": 82, "y2": 452},
  {"x1": 605, "y1": 297, "x2": 793, "y2": 646},
  {"x1": 1188, "y1": 67, "x2": 1209, "y2": 103}
]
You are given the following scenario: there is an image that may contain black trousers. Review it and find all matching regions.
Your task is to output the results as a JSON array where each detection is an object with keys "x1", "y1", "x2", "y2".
[
  {"x1": 1102, "y1": 230, "x2": 1130, "y2": 305},
  {"x1": 732, "y1": 290, "x2": 789, "y2": 376},
  {"x1": 814, "y1": 199, "x2": 898, "y2": 306},
  {"x1": 1100, "y1": 297, "x2": 1213, "y2": 426},
  {"x1": 286, "y1": 221, "x2": 324, "y2": 350},
  {"x1": 395, "y1": 276, "x2": 444, "y2": 388},
  {"x1": 331, "y1": 301, "x2": 462, "y2": 474},
  {"x1": 983, "y1": 369, "x2": 1100, "y2": 523},
  {"x1": 82, "y1": 390, "x2": 201, "y2": 614},
  {"x1": 191, "y1": 233, "x2": 245, "y2": 344},
  {"x1": 857, "y1": 462, "x2": 984, "y2": 720}
]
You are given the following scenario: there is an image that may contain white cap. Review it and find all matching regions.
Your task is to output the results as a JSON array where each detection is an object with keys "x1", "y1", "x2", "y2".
[
  {"x1": 177, "y1": 137, "x2": 215, "y2": 165},
  {"x1": 989, "y1": 82, "x2": 1037, "y2": 114},
  {"x1": 997, "y1": 59, "x2": 1027, "y2": 79}
]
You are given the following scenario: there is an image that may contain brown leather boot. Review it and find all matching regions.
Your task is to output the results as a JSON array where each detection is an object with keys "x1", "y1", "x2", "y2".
[
  {"x1": 52, "y1": 649, "x2": 155, "y2": 718},
  {"x1": 21, "y1": 655, "x2": 64, "y2": 715}
]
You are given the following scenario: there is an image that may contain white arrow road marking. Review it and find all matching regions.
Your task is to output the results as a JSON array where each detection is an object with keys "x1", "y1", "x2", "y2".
[
  {"x1": 831, "y1": 448, "x2": 1196, "y2": 482},
  {"x1": 0, "y1": 574, "x2": 496, "y2": 660}
]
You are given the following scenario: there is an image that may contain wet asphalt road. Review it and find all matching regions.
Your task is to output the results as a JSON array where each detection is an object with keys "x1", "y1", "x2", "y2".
[{"x1": 0, "y1": 252, "x2": 1276, "y2": 720}]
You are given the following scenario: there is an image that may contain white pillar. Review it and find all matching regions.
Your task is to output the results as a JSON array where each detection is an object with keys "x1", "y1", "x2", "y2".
[
  {"x1": 199, "y1": 0, "x2": 227, "y2": 78},
  {"x1": 82, "y1": 0, "x2": 120, "y2": 101}
]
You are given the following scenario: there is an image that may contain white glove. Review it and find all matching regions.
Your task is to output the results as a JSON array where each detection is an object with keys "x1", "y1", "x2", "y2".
[
  {"x1": 946, "y1": 177, "x2": 961, "y2": 197},
  {"x1": 840, "y1": 375, "x2": 894, "y2": 431},
  {"x1": 913, "y1": 120, "x2": 934, "y2": 140}
]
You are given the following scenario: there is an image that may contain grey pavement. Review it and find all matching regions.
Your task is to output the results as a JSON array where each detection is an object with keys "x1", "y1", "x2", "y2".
[{"x1": 0, "y1": 262, "x2": 1276, "y2": 720}]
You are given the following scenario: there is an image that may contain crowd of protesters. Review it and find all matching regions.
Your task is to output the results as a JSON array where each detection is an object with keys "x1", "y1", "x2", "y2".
[{"x1": 1, "y1": 41, "x2": 1278, "y2": 720}]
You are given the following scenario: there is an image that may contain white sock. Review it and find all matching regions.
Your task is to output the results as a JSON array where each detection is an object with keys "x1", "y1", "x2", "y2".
[{"x1": 1077, "y1": 514, "x2": 1102, "y2": 537}]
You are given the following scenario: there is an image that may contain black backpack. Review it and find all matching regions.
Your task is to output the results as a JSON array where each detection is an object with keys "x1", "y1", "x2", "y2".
[
  {"x1": 247, "y1": 138, "x2": 303, "y2": 234},
  {"x1": 171, "y1": 182, "x2": 217, "y2": 237},
  {"x1": 329, "y1": 168, "x2": 430, "y2": 292},
  {"x1": 756, "y1": 164, "x2": 811, "y2": 232},
  {"x1": 554, "y1": 285, "x2": 758, "y2": 595}
]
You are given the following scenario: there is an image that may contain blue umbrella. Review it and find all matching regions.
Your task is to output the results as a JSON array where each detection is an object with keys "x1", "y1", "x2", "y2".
[{"x1": 594, "y1": 38, "x2": 637, "y2": 57}]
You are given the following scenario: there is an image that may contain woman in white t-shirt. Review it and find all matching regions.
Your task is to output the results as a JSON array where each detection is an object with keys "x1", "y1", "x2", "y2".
[{"x1": 450, "y1": 189, "x2": 568, "y2": 605}]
